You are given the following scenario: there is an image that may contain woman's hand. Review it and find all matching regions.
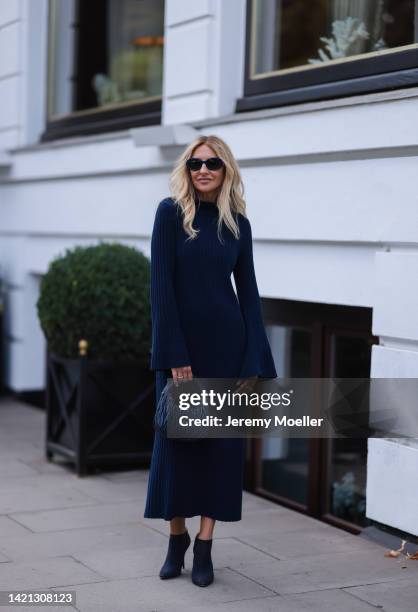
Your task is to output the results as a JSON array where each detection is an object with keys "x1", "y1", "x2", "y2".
[
  {"x1": 234, "y1": 375, "x2": 258, "y2": 394},
  {"x1": 171, "y1": 365, "x2": 193, "y2": 386}
]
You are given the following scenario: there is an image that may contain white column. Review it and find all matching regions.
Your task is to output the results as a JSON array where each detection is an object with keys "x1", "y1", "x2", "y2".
[
  {"x1": 0, "y1": 0, "x2": 49, "y2": 149},
  {"x1": 20, "y1": 0, "x2": 49, "y2": 146},
  {"x1": 0, "y1": 0, "x2": 21, "y2": 149},
  {"x1": 162, "y1": 0, "x2": 246, "y2": 125}
]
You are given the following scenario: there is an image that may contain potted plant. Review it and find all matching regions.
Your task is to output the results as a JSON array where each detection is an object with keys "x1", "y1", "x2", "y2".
[{"x1": 36, "y1": 242, "x2": 155, "y2": 476}]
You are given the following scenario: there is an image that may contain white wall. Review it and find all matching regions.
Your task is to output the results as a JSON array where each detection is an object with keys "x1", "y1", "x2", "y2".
[
  {"x1": 0, "y1": 0, "x2": 22, "y2": 149},
  {"x1": 0, "y1": 0, "x2": 48, "y2": 150},
  {"x1": 0, "y1": 0, "x2": 417, "y2": 534},
  {"x1": 2, "y1": 92, "x2": 418, "y2": 394},
  {"x1": 367, "y1": 281, "x2": 418, "y2": 536},
  {"x1": 162, "y1": 0, "x2": 246, "y2": 124}
]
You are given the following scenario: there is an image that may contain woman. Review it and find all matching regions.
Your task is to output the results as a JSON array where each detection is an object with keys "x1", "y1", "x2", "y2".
[{"x1": 143, "y1": 135, "x2": 277, "y2": 587}]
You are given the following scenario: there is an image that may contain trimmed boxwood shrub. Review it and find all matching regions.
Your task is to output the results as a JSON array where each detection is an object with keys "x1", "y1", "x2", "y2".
[{"x1": 36, "y1": 242, "x2": 151, "y2": 365}]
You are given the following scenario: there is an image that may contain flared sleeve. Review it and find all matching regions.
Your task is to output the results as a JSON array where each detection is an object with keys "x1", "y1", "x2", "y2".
[
  {"x1": 149, "y1": 199, "x2": 191, "y2": 370},
  {"x1": 233, "y1": 215, "x2": 277, "y2": 379}
]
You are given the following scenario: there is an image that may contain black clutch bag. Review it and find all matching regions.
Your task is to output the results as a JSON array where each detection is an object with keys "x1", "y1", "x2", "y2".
[{"x1": 153, "y1": 378, "x2": 210, "y2": 442}]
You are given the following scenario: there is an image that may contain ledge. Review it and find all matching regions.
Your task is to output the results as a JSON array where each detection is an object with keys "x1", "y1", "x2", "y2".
[
  {"x1": 0, "y1": 150, "x2": 12, "y2": 169},
  {"x1": 130, "y1": 124, "x2": 199, "y2": 147},
  {"x1": 6, "y1": 85, "x2": 418, "y2": 155}
]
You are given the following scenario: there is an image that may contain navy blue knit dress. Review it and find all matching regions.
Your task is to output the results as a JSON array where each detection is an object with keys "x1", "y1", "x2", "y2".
[{"x1": 143, "y1": 196, "x2": 277, "y2": 522}]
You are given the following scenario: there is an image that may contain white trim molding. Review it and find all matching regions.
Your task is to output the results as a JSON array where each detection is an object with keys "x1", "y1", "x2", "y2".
[
  {"x1": 130, "y1": 124, "x2": 200, "y2": 147},
  {"x1": 0, "y1": 150, "x2": 12, "y2": 169}
]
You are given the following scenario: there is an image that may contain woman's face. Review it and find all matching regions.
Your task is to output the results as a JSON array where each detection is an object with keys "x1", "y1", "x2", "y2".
[{"x1": 188, "y1": 144, "x2": 225, "y2": 201}]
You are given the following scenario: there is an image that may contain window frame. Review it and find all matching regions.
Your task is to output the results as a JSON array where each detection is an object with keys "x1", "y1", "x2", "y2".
[
  {"x1": 246, "y1": 297, "x2": 378, "y2": 534},
  {"x1": 42, "y1": 0, "x2": 163, "y2": 142},
  {"x1": 237, "y1": 0, "x2": 418, "y2": 112}
]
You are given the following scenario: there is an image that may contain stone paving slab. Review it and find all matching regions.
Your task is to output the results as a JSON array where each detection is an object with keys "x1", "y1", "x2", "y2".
[
  {"x1": 194, "y1": 507, "x2": 355, "y2": 539},
  {"x1": 227, "y1": 521, "x2": 385, "y2": 559},
  {"x1": 140, "y1": 504, "x2": 355, "y2": 542},
  {"x1": 344, "y1": 576, "x2": 418, "y2": 612},
  {"x1": 0, "y1": 439, "x2": 44, "y2": 459},
  {"x1": 240, "y1": 490, "x2": 288, "y2": 512},
  {"x1": 0, "y1": 457, "x2": 40, "y2": 478},
  {"x1": 0, "y1": 515, "x2": 32, "y2": 538},
  {"x1": 225, "y1": 547, "x2": 418, "y2": 594},
  {"x1": 0, "y1": 479, "x2": 99, "y2": 515},
  {"x1": 11, "y1": 499, "x2": 150, "y2": 532},
  {"x1": 0, "y1": 469, "x2": 95, "y2": 490},
  {"x1": 71, "y1": 537, "x2": 276, "y2": 580},
  {"x1": 143, "y1": 588, "x2": 382, "y2": 612},
  {"x1": 0, "y1": 522, "x2": 167, "y2": 563},
  {"x1": 100, "y1": 469, "x2": 151, "y2": 483},
  {"x1": 69, "y1": 476, "x2": 149, "y2": 504},
  {"x1": 1, "y1": 395, "x2": 418, "y2": 612},
  {"x1": 51, "y1": 568, "x2": 275, "y2": 612},
  {"x1": 22, "y1": 458, "x2": 82, "y2": 476},
  {"x1": 0, "y1": 468, "x2": 148, "y2": 504},
  {"x1": 0, "y1": 556, "x2": 104, "y2": 590}
]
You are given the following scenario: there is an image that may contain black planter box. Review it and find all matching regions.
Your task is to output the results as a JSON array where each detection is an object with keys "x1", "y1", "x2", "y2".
[{"x1": 46, "y1": 351, "x2": 155, "y2": 476}]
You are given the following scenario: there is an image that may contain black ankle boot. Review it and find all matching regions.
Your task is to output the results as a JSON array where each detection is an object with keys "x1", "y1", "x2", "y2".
[
  {"x1": 191, "y1": 535, "x2": 214, "y2": 587},
  {"x1": 159, "y1": 530, "x2": 191, "y2": 579}
]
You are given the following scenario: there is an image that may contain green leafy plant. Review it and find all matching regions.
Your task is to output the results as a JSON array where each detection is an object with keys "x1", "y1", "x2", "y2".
[
  {"x1": 308, "y1": 15, "x2": 388, "y2": 64},
  {"x1": 36, "y1": 242, "x2": 151, "y2": 365},
  {"x1": 109, "y1": 47, "x2": 163, "y2": 99}
]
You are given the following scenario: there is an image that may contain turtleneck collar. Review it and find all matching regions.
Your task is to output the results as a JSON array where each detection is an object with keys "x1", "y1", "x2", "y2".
[{"x1": 194, "y1": 196, "x2": 218, "y2": 211}]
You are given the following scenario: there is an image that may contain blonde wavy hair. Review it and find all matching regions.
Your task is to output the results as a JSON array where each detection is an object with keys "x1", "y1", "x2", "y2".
[{"x1": 169, "y1": 134, "x2": 247, "y2": 242}]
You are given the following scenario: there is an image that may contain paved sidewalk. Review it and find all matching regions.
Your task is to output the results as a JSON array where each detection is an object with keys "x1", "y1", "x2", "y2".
[{"x1": 0, "y1": 396, "x2": 417, "y2": 612}]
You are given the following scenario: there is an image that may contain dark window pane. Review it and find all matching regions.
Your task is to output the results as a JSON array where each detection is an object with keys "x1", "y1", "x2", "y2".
[
  {"x1": 329, "y1": 437, "x2": 370, "y2": 526},
  {"x1": 251, "y1": 0, "x2": 416, "y2": 77},
  {"x1": 331, "y1": 335, "x2": 372, "y2": 378},
  {"x1": 260, "y1": 325, "x2": 311, "y2": 505},
  {"x1": 104, "y1": 0, "x2": 164, "y2": 105},
  {"x1": 327, "y1": 333, "x2": 373, "y2": 527},
  {"x1": 48, "y1": 0, "x2": 164, "y2": 118}
]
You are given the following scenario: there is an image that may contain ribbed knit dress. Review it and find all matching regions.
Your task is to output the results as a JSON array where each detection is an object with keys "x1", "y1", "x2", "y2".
[{"x1": 143, "y1": 196, "x2": 277, "y2": 521}]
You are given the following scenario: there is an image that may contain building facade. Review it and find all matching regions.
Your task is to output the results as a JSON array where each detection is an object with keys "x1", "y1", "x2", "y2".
[{"x1": 1, "y1": 0, "x2": 418, "y2": 538}]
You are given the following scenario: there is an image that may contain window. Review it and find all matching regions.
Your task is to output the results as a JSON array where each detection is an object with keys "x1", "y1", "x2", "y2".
[
  {"x1": 246, "y1": 298, "x2": 378, "y2": 532},
  {"x1": 44, "y1": 0, "x2": 164, "y2": 141},
  {"x1": 238, "y1": 0, "x2": 418, "y2": 111}
]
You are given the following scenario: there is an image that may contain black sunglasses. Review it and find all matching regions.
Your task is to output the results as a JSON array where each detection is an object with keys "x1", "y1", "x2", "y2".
[{"x1": 186, "y1": 157, "x2": 225, "y2": 172}]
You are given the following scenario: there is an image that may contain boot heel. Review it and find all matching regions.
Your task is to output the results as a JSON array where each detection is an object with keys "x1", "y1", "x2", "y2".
[
  {"x1": 192, "y1": 535, "x2": 214, "y2": 587},
  {"x1": 159, "y1": 530, "x2": 191, "y2": 579}
]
